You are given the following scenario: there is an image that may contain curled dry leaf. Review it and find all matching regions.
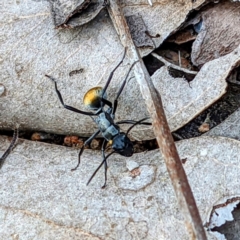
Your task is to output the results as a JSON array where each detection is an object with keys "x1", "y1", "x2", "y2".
[
  {"x1": 205, "y1": 197, "x2": 240, "y2": 240},
  {"x1": 49, "y1": 0, "x2": 106, "y2": 28},
  {"x1": 66, "y1": 1, "x2": 106, "y2": 28},
  {"x1": 1, "y1": 135, "x2": 240, "y2": 239},
  {"x1": 191, "y1": 1, "x2": 240, "y2": 67}
]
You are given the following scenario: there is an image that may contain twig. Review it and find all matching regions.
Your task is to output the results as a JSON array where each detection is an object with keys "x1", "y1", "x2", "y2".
[
  {"x1": 151, "y1": 52, "x2": 198, "y2": 75},
  {"x1": 107, "y1": 1, "x2": 207, "y2": 239},
  {"x1": 0, "y1": 127, "x2": 19, "y2": 169},
  {"x1": 178, "y1": 50, "x2": 182, "y2": 68}
]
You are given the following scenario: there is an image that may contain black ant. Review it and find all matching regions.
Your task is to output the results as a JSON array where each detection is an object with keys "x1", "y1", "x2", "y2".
[{"x1": 45, "y1": 49, "x2": 151, "y2": 188}]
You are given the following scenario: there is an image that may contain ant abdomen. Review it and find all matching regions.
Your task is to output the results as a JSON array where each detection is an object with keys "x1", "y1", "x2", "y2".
[{"x1": 83, "y1": 87, "x2": 107, "y2": 110}]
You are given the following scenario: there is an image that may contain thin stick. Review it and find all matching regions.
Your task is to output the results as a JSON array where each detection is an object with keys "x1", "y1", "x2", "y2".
[
  {"x1": 0, "y1": 127, "x2": 19, "y2": 169},
  {"x1": 178, "y1": 50, "x2": 182, "y2": 68},
  {"x1": 107, "y1": 1, "x2": 207, "y2": 239},
  {"x1": 151, "y1": 52, "x2": 197, "y2": 75}
]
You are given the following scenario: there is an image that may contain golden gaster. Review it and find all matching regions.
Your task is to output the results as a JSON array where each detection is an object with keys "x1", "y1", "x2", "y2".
[{"x1": 83, "y1": 87, "x2": 107, "y2": 110}]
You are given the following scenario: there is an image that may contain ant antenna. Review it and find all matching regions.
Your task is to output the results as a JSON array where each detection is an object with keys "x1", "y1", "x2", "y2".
[{"x1": 126, "y1": 117, "x2": 150, "y2": 136}]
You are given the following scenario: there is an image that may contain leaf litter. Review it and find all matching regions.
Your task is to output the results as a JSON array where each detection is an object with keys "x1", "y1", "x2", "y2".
[
  {"x1": 1, "y1": 1, "x2": 240, "y2": 237},
  {"x1": 1, "y1": 135, "x2": 240, "y2": 239}
]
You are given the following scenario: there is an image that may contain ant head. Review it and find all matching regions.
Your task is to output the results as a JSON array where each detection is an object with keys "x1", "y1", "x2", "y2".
[{"x1": 111, "y1": 133, "x2": 133, "y2": 157}]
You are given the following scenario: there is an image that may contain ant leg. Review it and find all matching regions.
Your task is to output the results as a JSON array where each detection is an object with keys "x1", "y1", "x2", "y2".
[
  {"x1": 126, "y1": 117, "x2": 150, "y2": 135},
  {"x1": 116, "y1": 120, "x2": 151, "y2": 126},
  {"x1": 101, "y1": 98, "x2": 112, "y2": 109},
  {"x1": 101, "y1": 140, "x2": 108, "y2": 188},
  {"x1": 0, "y1": 127, "x2": 19, "y2": 169},
  {"x1": 45, "y1": 75, "x2": 97, "y2": 116},
  {"x1": 87, "y1": 151, "x2": 115, "y2": 187},
  {"x1": 112, "y1": 61, "x2": 138, "y2": 115},
  {"x1": 101, "y1": 48, "x2": 127, "y2": 99},
  {"x1": 71, "y1": 130, "x2": 100, "y2": 171}
]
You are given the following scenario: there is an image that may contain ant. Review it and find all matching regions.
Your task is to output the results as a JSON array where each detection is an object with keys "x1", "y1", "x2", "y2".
[{"x1": 45, "y1": 49, "x2": 151, "y2": 188}]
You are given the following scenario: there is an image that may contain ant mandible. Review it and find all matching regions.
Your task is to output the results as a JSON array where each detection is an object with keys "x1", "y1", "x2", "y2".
[{"x1": 45, "y1": 48, "x2": 151, "y2": 188}]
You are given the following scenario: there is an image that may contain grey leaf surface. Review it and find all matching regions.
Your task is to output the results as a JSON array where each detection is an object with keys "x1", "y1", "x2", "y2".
[
  {"x1": 206, "y1": 108, "x2": 240, "y2": 141},
  {"x1": 2, "y1": 0, "x2": 235, "y2": 141},
  {"x1": 1, "y1": 135, "x2": 240, "y2": 239}
]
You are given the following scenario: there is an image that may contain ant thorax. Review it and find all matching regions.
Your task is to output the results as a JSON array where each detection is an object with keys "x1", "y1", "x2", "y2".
[{"x1": 95, "y1": 112, "x2": 120, "y2": 141}]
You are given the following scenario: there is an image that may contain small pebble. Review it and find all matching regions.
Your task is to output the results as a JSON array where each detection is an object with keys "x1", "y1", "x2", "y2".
[
  {"x1": 90, "y1": 139, "x2": 100, "y2": 150},
  {"x1": 126, "y1": 160, "x2": 139, "y2": 171},
  {"x1": 198, "y1": 123, "x2": 210, "y2": 133},
  {"x1": 0, "y1": 84, "x2": 5, "y2": 96},
  {"x1": 64, "y1": 135, "x2": 83, "y2": 148}
]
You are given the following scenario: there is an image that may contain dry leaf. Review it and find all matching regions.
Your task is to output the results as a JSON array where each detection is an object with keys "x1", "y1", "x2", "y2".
[
  {"x1": 0, "y1": 0, "x2": 208, "y2": 140},
  {"x1": 206, "y1": 108, "x2": 240, "y2": 141},
  {"x1": 205, "y1": 198, "x2": 240, "y2": 240},
  {"x1": 1, "y1": 135, "x2": 240, "y2": 239},
  {"x1": 191, "y1": 1, "x2": 240, "y2": 67},
  {"x1": 145, "y1": 45, "x2": 240, "y2": 140},
  {"x1": 49, "y1": 0, "x2": 90, "y2": 26},
  {"x1": 49, "y1": 0, "x2": 106, "y2": 28}
]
